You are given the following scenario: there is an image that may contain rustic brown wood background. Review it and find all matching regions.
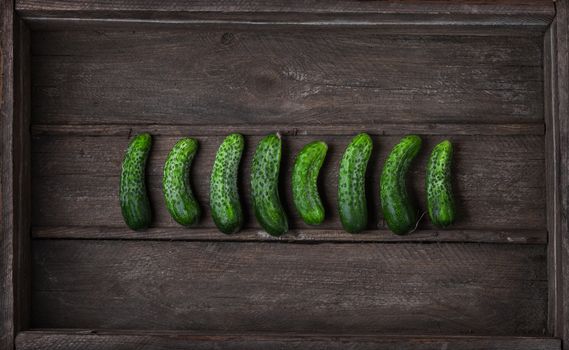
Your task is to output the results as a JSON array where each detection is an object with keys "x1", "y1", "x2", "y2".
[
  {"x1": 26, "y1": 16, "x2": 551, "y2": 337},
  {"x1": 3, "y1": 0, "x2": 569, "y2": 349}
]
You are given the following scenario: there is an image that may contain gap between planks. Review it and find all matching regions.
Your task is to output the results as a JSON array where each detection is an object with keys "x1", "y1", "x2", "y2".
[
  {"x1": 23, "y1": 20, "x2": 550, "y2": 36},
  {"x1": 31, "y1": 227, "x2": 547, "y2": 244},
  {"x1": 31, "y1": 122, "x2": 545, "y2": 137}
]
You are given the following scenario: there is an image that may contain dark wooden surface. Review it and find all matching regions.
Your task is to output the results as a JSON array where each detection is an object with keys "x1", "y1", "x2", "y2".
[
  {"x1": 15, "y1": 331, "x2": 562, "y2": 350},
  {"x1": 1, "y1": 1, "x2": 32, "y2": 348},
  {"x1": 30, "y1": 29, "x2": 544, "y2": 126},
  {"x1": 0, "y1": 0, "x2": 560, "y2": 345},
  {"x1": 15, "y1": 0, "x2": 555, "y2": 29},
  {"x1": 544, "y1": 20, "x2": 558, "y2": 337},
  {"x1": 13, "y1": 16, "x2": 31, "y2": 339},
  {"x1": 15, "y1": 0, "x2": 556, "y2": 16},
  {"x1": 0, "y1": 0, "x2": 16, "y2": 348},
  {"x1": 22, "y1": 7, "x2": 553, "y2": 339},
  {"x1": 31, "y1": 227, "x2": 546, "y2": 244},
  {"x1": 3, "y1": 6, "x2": 33, "y2": 350},
  {"x1": 27, "y1": 28, "x2": 547, "y2": 234},
  {"x1": 31, "y1": 240, "x2": 548, "y2": 335},
  {"x1": 552, "y1": 0, "x2": 569, "y2": 346},
  {"x1": 31, "y1": 134, "x2": 546, "y2": 234}
]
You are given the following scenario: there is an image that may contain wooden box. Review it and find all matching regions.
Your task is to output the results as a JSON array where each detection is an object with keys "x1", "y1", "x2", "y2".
[{"x1": 2, "y1": 1, "x2": 569, "y2": 349}]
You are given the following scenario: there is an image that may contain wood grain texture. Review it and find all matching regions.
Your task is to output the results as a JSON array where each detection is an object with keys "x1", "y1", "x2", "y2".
[
  {"x1": 0, "y1": 0, "x2": 34, "y2": 348},
  {"x1": 30, "y1": 29, "x2": 544, "y2": 125},
  {"x1": 31, "y1": 134, "x2": 546, "y2": 233},
  {"x1": 15, "y1": 0, "x2": 555, "y2": 28},
  {"x1": 31, "y1": 227, "x2": 547, "y2": 244},
  {"x1": 17, "y1": 2, "x2": 556, "y2": 344},
  {"x1": 544, "y1": 22, "x2": 560, "y2": 337},
  {"x1": 15, "y1": 331, "x2": 562, "y2": 350},
  {"x1": 0, "y1": 0, "x2": 16, "y2": 347},
  {"x1": 31, "y1": 240, "x2": 548, "y2": 335},
  {"x1": 13, "y1": 17, "x2": 31, "y2": 336},
  {"x1": 15, "y1": 0, "x2": 556, "y2": 15},
  {"x1": 553, "y1": 0, "x2": 569, "y2": 345},
  {"x1": 23, "y1": 22, "x2": 553, "y2": 37}
]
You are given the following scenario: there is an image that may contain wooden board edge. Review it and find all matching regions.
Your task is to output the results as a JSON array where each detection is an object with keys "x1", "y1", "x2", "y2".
[
  {"x1": 1, "y1": 0, "x2": 16, "y2": 348},
  {"x1": 554, "y1": 0, "x2": 569, "y2": 347},
  {"x1": 14, "y1": 1, "x2": 555, "y2": 28},
  {"x1": 30, "y1": 123, "x2": 546, "y2": 137},
  {"x1": 31, "y1": 226, "x2": 547, "y2": 245},
  {"x1": 18, "y1": 16, "x2": 555, "y2": 32},
  {"x1": 13, "y1": 16, "x2": 31, "y2": 337},
  {"x1": 14, "y1": 330, "x2": 562, "y2": 350},
  {"x1": 1, "y1": 5, "x2": 31, "y2": 349},
  {"x1": 545, "y1": 16, "x2": 562, "y2": 338},
  {"x1": 21, "y1": 21, "x2": 551, "y2": 35}
]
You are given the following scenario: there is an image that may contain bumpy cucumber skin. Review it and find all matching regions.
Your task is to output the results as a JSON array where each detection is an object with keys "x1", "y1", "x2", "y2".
[
  {"x1": 251, "y1": 133, "x2": 288, "y2": 236},
  {"x1": 338, "y1": 133, "x2": 373, "y2": 233},
  {"x1": 210, "y1": 133, "x2": 245, "y2": 234},
  {"x1": 163, "y1": 138, "x2": 201, "y2": 227},
  {"x1": 120, "y1": 133, "x2": 152, "y2": 231},
  {"x1": 380, "y1": 135, "x2": 422, "y2": 235},
  {"x1": 292, "y1": 141, "x2": 328, "y2": 225},
  {"x1": 426, "y1": 140, "x2": 455, "y2": 228}
]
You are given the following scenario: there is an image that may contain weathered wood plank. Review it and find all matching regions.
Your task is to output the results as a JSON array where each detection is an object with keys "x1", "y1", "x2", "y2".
[
  {"x1": 31, "y1": 227, "x2": 547, "y2": 244},
  {"x1": 30, "y1": 240, "x2": 548, "y2": 335},
  {"x1": 0, "y1": 0, "x2": 16, "y2": 348},
  {"x1": 553, "y1": 0, "x2": 569, "y2": 345},
  {"x1": 15, "y1": 0, "x2": 555, "y2": 28},
  {"x1": 30, "y1": 29, "x2": 544, "y2": 125},
  {"x1": 544, "y1": 21, "x2": 560, "y2": 337},
  {"x1": 31, "y1": 134, "x2": 546, "y2": 231},
  {"x1": 2, "y1": 3, "x2": 32, "y2": 347},
  {"x1": 15, "y1": 331, "x2": 562, "y2": 350},
  {"x1": 15, "y1": 0, "x2": 556, "y2": 16},
  {"x1": 23, "y1": 22, "x2": 553, "y2": 37}
]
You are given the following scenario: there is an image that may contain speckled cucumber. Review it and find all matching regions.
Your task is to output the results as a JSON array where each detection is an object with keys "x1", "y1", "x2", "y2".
[
  {"x1": 119, "y1": 133, "x2": 152, "y2": 231},
  {"x1": 292, "y1": 141, "x2": 328, "y2": 225},
  {"x1": 163, "y1": 138, "x2": 201, "y2": 227},
  {"x1": 338, "y1": 133, "x2": 373, "y2": 233},
  {"x1": 251, "y1": 133, "x2": 288, "y2": 236},
  {"x1": 380, "y1": 135, "x2": 422, "y2": 235},
  {"x1": 210, "y1": 133, "x2": 245, "y2": 234},
  {"x1": 426, "y1": 140, "x2": 455, "y2": 228}
]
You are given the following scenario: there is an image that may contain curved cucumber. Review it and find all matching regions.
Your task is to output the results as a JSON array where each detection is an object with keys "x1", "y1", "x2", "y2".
[
  {"x1": 426, "y1": 140, "x2": 455, "y2": 228},
  {"x1": 210, "y1": 133, "x2": 245, "y2": 234},
  {"x1": 163, "y1": 138, "x2": 201, "y2": 227},
  {"x1": 251, "y1": 133, "x2": 288, "y2": 236},
  {"x1": 119, "y1": 133, "x2": 152, "y2": 231},
  {"x1": 292, "y1": 141, "x2": 328, "y2": 225},
  {"x1": 338, "y1": 133, "x2": 373, "y2": 233},
  {"x1": 380, "y1": 135, "x2": 422, "y2": 235}
]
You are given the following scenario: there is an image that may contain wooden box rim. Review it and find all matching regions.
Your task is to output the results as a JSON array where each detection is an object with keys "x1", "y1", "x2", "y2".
[{"x1": 2, "y1": 1, "x2": 568, "y2": 349}]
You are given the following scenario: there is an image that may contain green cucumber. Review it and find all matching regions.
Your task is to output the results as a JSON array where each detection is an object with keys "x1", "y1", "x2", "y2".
[
  {"x1": 338, "y1": 133, "x2": 373, "y2": 233},
  {"x1": 251, "y1": 133, "x2": 288, "y2": 236},
  {"x1": 380, "y1": 135, "x2": 422, "y2": 235},
  {"x1": 426, "y1": 140, "x2": 455, "y2": 228},
  {"x1": 119, "y1": 133, "x2": 152, "y2": 231},
  {"x1": 210, "y1": 133, "x2": 245, "y2": 234},
  {"x1": 163, "y1": 138, "x2": 201, "y2": 227},
  {"x1": 292, "y1": 141, "x2": 328, "y2": 225}
]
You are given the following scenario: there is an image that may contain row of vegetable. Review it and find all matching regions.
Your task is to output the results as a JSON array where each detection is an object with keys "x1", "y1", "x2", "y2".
[{"x1": 119, "y1": 133, "x2": 455, "y2": 236}]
